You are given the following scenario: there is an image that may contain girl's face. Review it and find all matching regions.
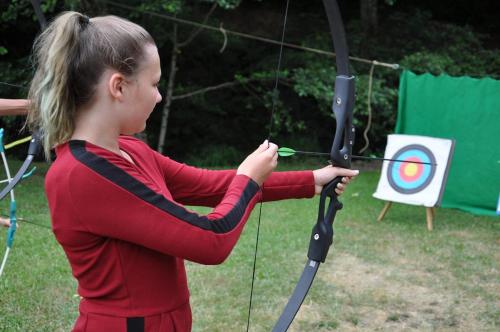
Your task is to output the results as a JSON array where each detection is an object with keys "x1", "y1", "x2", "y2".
[{"x1": 120, "y1": 43, "x2": 162, "y2": 135}]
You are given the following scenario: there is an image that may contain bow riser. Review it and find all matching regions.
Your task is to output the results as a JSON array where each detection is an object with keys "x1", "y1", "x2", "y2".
[
  {"x1": 308, "y1": 73, "x2": 355, "y2": 264},
  {"x1": 330, "y1": 75, "x2": 355, "y2": 168}
]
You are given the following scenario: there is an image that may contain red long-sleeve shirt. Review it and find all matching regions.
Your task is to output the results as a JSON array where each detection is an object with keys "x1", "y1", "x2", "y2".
[{"x1": 45, "y1": 136, "x2": 314, "y2": 331}]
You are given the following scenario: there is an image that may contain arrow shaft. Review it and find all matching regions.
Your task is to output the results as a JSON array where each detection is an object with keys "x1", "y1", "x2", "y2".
[
  {"x1": 351, "y1": 154, "x2": 435, "y2": 165},
  {"x1": 288, "y1": 150, "x2": 435, "y2": 165}
]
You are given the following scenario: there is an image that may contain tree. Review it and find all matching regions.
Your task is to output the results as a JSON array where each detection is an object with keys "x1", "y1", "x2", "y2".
[{"x1": 360, "y1": 0, "x2": 378, "y2": 35}]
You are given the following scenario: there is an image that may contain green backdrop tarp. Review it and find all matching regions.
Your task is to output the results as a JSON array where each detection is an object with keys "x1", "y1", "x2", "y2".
[{"x1": 395, "y1": 70, "x2": 500, "y2": 216}]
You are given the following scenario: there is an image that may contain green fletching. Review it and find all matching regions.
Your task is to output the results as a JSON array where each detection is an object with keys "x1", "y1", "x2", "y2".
[{"x1": 277, "y1": 147, "x2": 296, "y2": 157}]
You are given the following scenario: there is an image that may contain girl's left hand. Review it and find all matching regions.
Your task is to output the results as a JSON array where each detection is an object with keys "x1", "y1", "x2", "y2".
[{"x1": 312, "y1": 165, "x2": 359, "y2": 195}]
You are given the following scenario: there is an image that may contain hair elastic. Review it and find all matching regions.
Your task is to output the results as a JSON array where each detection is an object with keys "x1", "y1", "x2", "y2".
[{"x1": 80, "y1": 14, "x2": 90, "y2": 29}]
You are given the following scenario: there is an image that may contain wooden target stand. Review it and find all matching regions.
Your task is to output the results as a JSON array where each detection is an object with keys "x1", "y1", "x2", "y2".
[{"x1": 377, "y1": 201, "x2": 436, "y2": 231}]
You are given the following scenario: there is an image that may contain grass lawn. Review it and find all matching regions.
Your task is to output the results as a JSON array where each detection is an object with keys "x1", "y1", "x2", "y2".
[{"x1": 0, "y1": 160, "x2": 498, "y2": 331}]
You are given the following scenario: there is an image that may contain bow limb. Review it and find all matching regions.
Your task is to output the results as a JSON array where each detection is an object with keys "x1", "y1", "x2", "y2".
[
  {"x1": 0, "y1": 0, "x2": 46, "y2": 201},
  {"x1": 0, "y1": 129, "x2": 17, "y2": 278},
  {"x1": 0, "y1": 1, "x2": 46, "y2": 278},
  {"x1": 0, "y1": 132, "x2": 42, "y2": 201},
  {"x1": 272, "y1": 0, "x2": 355, "y2": 330},
  {"x1": 0, "y1": 1, "x2": 45, "y2": 201}
]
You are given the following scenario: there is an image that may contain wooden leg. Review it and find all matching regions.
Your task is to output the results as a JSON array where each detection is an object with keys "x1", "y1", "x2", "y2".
[
  {"x1": 431, "y1": 207, "x2": 436, "y2": 219},
  {"x1": 426, "y1": 207, "x2": 433, "y2": 231},
  {"x1": 377, "y1": 201, "x2": 392, "y2": 222}
]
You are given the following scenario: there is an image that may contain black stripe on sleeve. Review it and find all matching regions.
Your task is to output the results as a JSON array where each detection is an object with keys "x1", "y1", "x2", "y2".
[{"x1": 69, "y1": 140, "x2": 259, "y2": 234}]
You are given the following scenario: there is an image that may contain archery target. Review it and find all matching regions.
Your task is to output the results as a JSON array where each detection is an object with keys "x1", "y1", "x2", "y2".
[
  {"x1": 387, "y1": 145, "x2": 436, "y2": 194},
  {"x1": 373, "y1": 135, "x2": 454, "y2": 207}
]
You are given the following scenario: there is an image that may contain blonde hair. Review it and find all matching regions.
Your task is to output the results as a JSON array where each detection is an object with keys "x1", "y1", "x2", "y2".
[{"x1": 27, "y1": 12, "x2": 155, "y2": 159}]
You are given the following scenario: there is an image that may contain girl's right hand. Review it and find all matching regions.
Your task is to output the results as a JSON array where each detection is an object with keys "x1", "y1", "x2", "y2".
[{"x1": 237, "y1": 140, "x2": 278, "y2": 187}]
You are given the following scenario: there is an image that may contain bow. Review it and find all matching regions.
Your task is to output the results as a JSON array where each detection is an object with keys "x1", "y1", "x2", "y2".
[
  {"x1": 0, "y1": 0, "x2": 44, "y2": 201},
  {"x1": 0, "y1": 1, "x2": 45, "y2": 278},
  {"x1": 0, "y1": 0, "x2": 44, "y2": 202},
  {"x1": 0, "y1": 0, "x2": 46, "y2": 200},
  {"x1": 0, "y1": 130, "x2": 38, "y2": 277},
  {"x1": 271, "y1": 1, "x2": 355, "y2": 330},
  {"x1": 0, "y1": 129, "x2": 18, "y2": 278},
  {"x1": 0, "y1": 132, "x2": 41, "y2": 202}
]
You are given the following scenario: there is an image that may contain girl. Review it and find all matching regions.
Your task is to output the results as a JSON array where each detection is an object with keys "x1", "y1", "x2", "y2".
[{"x1": 27, "y1": 12, "x2": 358, "y2": 331}]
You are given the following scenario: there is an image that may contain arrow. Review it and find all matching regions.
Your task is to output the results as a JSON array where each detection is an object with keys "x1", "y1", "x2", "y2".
[
  {"x1": 1, "y1": 214, "x2": 51, "y2": 229},
  {"x1": 277, "y1": 147, "x2": 436, "y2": 166}
]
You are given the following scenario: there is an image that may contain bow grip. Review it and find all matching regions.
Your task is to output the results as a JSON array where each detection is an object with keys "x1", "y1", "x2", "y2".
[
  {"x1": 307, "y1": 176, "x2": 343, "y2": 262},
  {"x1": 330, "y1": 75, "x2": 355, "y2": 168}
]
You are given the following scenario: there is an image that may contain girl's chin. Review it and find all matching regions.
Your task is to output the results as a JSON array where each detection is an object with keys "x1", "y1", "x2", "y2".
[{"x1": 121, "y1": 125, "x2": 146, "y2": 136}]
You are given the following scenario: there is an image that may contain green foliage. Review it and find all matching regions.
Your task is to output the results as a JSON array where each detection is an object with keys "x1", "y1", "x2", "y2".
[
  {"x1": 391, "y1": 14, "x2": 500, "y2": 77},
  {"x1": 185, "y1": 144, "x2": 241, "y2": 167},
  {"x1": 0, "y1": 1, "x2": 497, "y2": 160},
  {"x1": 345, "y1": 9, "x2": 499, "y2": 154},
  {"x1": 135, "y1": 0, "x2": 183, "y2": 16},
  {"x1": 1, "y1": 0, "x2": 57, "y2": 23},
  {"x1": 292, "y1": 63, "x2": 335, "y2": 108},
  {"x1": 400, "y1": 48, "x2": 500, "y2": 78},
  {"x1": 205, "y1": 0, "x2": 243, "y2": 10},
  {"x1": 401, "y1": 52, "x2": 454, "y2": 74},
  {"x1": 353, "y1": 73, "x2": 399, "y2": 149}
]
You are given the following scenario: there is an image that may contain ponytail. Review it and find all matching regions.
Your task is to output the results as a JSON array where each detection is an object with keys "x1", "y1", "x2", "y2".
[{"x1": 27, "y1": 12, "x2": 154, "y2": 159}]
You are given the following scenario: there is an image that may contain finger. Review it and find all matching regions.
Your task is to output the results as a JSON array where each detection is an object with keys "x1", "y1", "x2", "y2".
[
  {"x1": 272, "y1": 159, "x2": 278, "y2": 168},
  {"x1": 335, "y1": 168, "x2": 359, "y2": 177},
  {"x1": 256, "y1": 140, "x2": 269, "y2": 152},
  {"x1": 336, "y1": 183, "x2": 344, "y2": 190},
  {"x1": 272, "y1": 152, "x2": 278, "y2": 165},
  {"x1": 267, "y1": 142, "x2": 279, "y2": 153}
]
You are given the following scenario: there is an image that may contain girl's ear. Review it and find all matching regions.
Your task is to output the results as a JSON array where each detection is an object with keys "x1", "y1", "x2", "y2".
[{"x1": 108, "y1": 72, "x2": 126, "y2": 101}]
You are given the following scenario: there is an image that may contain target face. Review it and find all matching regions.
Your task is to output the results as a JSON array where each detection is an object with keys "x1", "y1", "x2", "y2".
[{"x1": 387, "y1": 144, "x2": 436, "y2": 194}]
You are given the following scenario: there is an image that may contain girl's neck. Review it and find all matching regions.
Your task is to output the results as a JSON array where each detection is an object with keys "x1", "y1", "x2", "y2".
[
  {"x1": 71, "y1": 105, "x2": 121, "y2": 155},
  {"x1": 72, "y1": 132, "x2": 121, "y2": 154}
]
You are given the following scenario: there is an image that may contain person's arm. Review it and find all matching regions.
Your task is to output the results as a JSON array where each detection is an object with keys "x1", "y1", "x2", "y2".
[
  {"x1": 48, "y1": 140, "x2": 279, "y2": 265},
  {"x1": 155, "y1": 154, "x2": 358, "y2": 206},
  {"x1": 154, "y1": 153, "x2": 314, "y2": 207},
  {"x1": 0, "y1": 99, "x2": 29, "y2": 116},
  {"x1": 51, "y1": 163, "x2": 261, "y2": 265}
]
